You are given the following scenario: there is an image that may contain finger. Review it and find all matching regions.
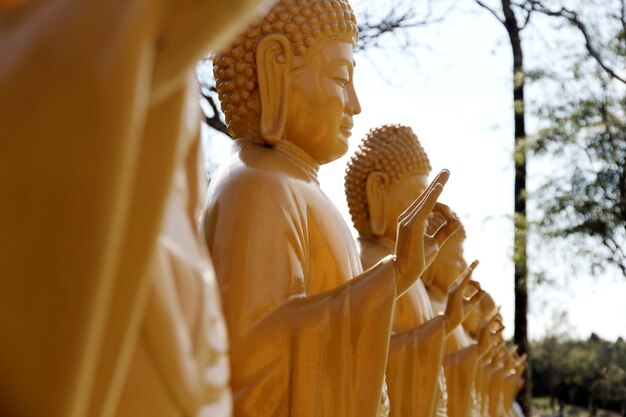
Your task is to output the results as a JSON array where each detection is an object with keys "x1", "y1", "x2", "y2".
[
  {"x1": 467, "y1": 289, "x2": 486, "y2": 306},
  {"x1": 468, "y1": 279, "x2": 483, "y2": 293},
  {"x1": 494, "y1": 309, "x2": 503, "y2": 324},
  {"x1": 406, "y1": 183, "x2": 444, "y2": 225},
  {"x1": 449, "y1": 260, "x2": 478, "y2": 293},
  {"x1": 405, "y1": 170, "x2": 450, "y2": 224},
  {"x1": 463, "y1": 291, "x2": 483, "y2": 314},
  {"x1": 398, "y1": 170, "x2": 449, "y2": 223},
  {"x1": 433, "y1": 217, "x2": 460, "y2": 247},
  {"x1": 454, "y1": 261, "x2": 477, "y2": 292},
  {"x1": 481, "y1": 308, "x2": 499, "y2": 328},
  {"x1": 432, "y1": 202, "x2": 456, "y2": 223},
  {"x1": 427, "y1": 203, "x2": 453, "y2": 233}
]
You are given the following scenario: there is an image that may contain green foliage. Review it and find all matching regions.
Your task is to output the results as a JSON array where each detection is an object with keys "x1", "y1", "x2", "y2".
[
  {"x1": 530, "y1": 3, "x2": 626, "y2": 277},
  {"x1": 531, "y1": 335, "x2": 626, "y2": 413}
]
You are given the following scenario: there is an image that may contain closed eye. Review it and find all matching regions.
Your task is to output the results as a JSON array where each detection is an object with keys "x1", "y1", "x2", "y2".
[{"x1": 334, "y1": 78, "x2": 349, "y2": 87}]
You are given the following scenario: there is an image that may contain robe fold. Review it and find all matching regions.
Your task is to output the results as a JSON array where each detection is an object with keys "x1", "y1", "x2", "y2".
[
  {"x1": 386, "y1": 315, "x2": 446, "y2": 417},
  {"x1": 444, "y1": 344, "x2": 479, "y2": 417},
  {"x1": 204, "y1": 140, "x2": 396, "y2": 417},
  {"x1": 359, "y1": 238, "x2": 448, "y2": 417},
  {"x1": 489, "y1": 367, "x2": 507, "y2": 417},
  {"x1": 502, "y1": 372, "x2": 519, "y2": 417}
]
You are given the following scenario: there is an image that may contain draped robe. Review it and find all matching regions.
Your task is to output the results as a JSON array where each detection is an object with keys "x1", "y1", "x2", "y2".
[
  {"x1": 204, "y1": 140, "x2": 397, "y2": 417},
  {"x1": 431, "y1": 294, "x2": 479, "y2": 417},
  {"x1": 359, "y1": 239, "x2": 447, "y2": 417}
]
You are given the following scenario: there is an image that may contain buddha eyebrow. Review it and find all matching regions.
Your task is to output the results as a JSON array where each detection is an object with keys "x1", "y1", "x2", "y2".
[
  {"x1": 330, "y1": 59, "x2": 354, "y2": 75},
  {"x1": 330, "y1": 57, "x2": 353, "y2": 66}
]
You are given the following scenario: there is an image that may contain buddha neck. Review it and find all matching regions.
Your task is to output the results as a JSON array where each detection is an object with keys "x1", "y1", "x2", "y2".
[
  {"x1": 275, "y1": 139, "x2": 320, "y2": 180},
  {"x1": 370, "y1": 235, "x2": 395, "y2": 253}
]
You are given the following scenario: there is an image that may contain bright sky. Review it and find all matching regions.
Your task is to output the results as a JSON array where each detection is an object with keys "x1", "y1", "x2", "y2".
[{"x1": 202, "y1": 1, "x2": 626, "y2": 342}]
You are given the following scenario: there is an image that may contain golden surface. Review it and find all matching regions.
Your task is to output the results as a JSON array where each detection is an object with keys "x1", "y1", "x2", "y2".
[
  {"x1": 203, "y1": 2, "x2": 458, "y2": 415},
  {"x1": 0, "y1": 0, "x2": 268, "y2": 415},
  {"x1": 348, "y1": 124, "x2": 479, "y2": 417}
]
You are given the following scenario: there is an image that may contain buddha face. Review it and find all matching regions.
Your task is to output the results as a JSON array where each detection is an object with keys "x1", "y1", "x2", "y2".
[
  {"x1": 385, "y1": 174, "x2": 428, "y2": 241},
  {"x1": 284, "y1": 40, "x2": 361, "y2": 164},
  {"x1": 427, "y1": 237, "x2": 467, "y2": 288}
]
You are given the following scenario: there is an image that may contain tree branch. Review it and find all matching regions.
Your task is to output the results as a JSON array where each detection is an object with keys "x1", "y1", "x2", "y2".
[
  {"x1": 519, "y1": 6, "x2": 533, "y2": 30},
  {"x1": 356, "y1": 0, "x2": 451, "y2": 52},
  {"x1": 531, "y1": 2, "x2": 626, "y2": 85},
  {"x1": 475, "y1": 0, "x2": 505, "y2": 24},
  {"x1": 200, "y1": 86, "x2": 231, "y2": 138}
]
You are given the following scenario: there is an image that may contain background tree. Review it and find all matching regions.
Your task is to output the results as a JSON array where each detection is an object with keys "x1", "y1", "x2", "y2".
[
  {"x1": 530, "y1": 0, "x2": 626, "y2": 277},
  {"x1": 472, "y1": 2, "x2": 625, "y2": 414},
  {"x1": 471, "y1": 1, "x2": 533, "y2": 412},
  {"x1": 532, "y1": 334, "x2": 626, "y2": 415}
]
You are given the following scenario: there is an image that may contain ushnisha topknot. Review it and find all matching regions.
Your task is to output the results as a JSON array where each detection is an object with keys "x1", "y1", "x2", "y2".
[
  {"x1": 426, "y1": 210, "x2": 467, "y2": 241},
  {"x1": 345, "y1": 124, "x2": 432, "y2": 233},
  {"x1": 213, "y1": 0, "x2": 358, "y2": 139}
]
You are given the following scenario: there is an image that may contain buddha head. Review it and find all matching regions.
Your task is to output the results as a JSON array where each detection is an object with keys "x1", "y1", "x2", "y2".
[
  {"x1": 213, "y1": 0, "x2": 361, "y2": 164},
  {"x1": 345, "y1": 124, "x2": 432, "y2": 239},
  {"x1": 421, "y1": 210, "x2": 467, "y2": 287}
]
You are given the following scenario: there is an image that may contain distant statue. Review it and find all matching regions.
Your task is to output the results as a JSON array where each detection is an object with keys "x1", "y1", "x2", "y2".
[
  {"x1": 0, "y1": 1, "x2": 269, "y2": 415},
  {"x1": 488, "y1": 342, "x2": 509, "y2": 417},
  {"x1": 203, "y1": 5, "x2": 460, "y2": 417},
  {"x1": 502, "y1": 350, "x2": 527, "y2": 417},
  {"x1": 424, "y1": 212, "x2": 484, "y2": 417},
  {"x1": 345, "y1": 124, "x2": 481, "y2": 417},
  {"x1": 463, "y1": 291, "x2": 501, "y2": 417}
]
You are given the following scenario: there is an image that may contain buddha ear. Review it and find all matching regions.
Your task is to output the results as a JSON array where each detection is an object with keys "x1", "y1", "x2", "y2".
[
  {"x1": 256, "y1": 34, "x2": 292, "y2": 145},
  {"x1": 366, "y1": 171, "x2": 390, "y2": 237}
]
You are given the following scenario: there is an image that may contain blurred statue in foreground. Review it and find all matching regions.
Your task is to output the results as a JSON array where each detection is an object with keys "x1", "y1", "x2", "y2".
[
  {"x1": 204, "y1": 3, "x2": 460, "y2": 416},
  {"x1": 0, "y1": 1, "x2": 269, "y2": 415},
  {"x1": 115, "y1": 75, "x2": 231, "y2": 417},
  {"x1": 345, "y1": 124, "x2": 482, "y2": 417}
]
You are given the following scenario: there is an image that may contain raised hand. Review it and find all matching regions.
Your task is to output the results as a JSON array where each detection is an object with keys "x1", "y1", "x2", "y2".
[
  {"x1": 477, "y1": 310, "x2": 501, "y2": 356},
  {"x1": 443, "y1": 260, "x2": 479, "y2": 335},
  {"x1": 515, "y1": 354, "x2": 528, "y2": 373},
  {"x1": 463, "y1": 279, "x2": 485, "y2": 317},
  {"x1": 393, "y1": 170, "x2": 460, "y2": 295}
]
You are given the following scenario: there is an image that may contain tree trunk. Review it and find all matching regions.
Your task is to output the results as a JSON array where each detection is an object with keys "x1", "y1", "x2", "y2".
[{"x1": 501, "y1": 0, "x2": 531, "y2": 415}]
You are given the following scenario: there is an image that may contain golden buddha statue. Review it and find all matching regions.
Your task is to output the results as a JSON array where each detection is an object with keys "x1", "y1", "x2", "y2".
[
  {"x1": 0, "y1": 1, "x2": 268, "y2": 416},
  {"x1": 463, "y1": 293, "x2": 501, "y2": 417},
  {"x1": 501, "y1": 349, "x2": 527, "y2": 417},
  {"x1": 488, "y1": 342, "x2": 509, "y2": 417},
  {"x1": 424, "y1": 213, "x2": 484, "y2": 417},
  {"x1": 344, "y1": 124, "x2": 482, "y2": 417},
  {"x1": 204, "y1": 5, "x2": 461, "y2": 417},
  {"x1": 479, "y1": 328, "x2": 507, "y2": 417},
  {"x1": 475, "y1": 311, "x2": 509, "y2": 417}
]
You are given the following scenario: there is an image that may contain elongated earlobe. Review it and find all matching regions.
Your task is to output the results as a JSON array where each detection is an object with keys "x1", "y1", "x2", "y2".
[
  {"x1": 366, "y1": 171, "x2": 390, "y2": 237},
  {"x1": 256, "y1": 34, "x2": 292, "y2": 145}
]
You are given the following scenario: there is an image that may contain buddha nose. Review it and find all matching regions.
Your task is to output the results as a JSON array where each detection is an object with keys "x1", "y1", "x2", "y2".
[{"x1": 346, "y1": 81, "x2": 361, "y2": 116}]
